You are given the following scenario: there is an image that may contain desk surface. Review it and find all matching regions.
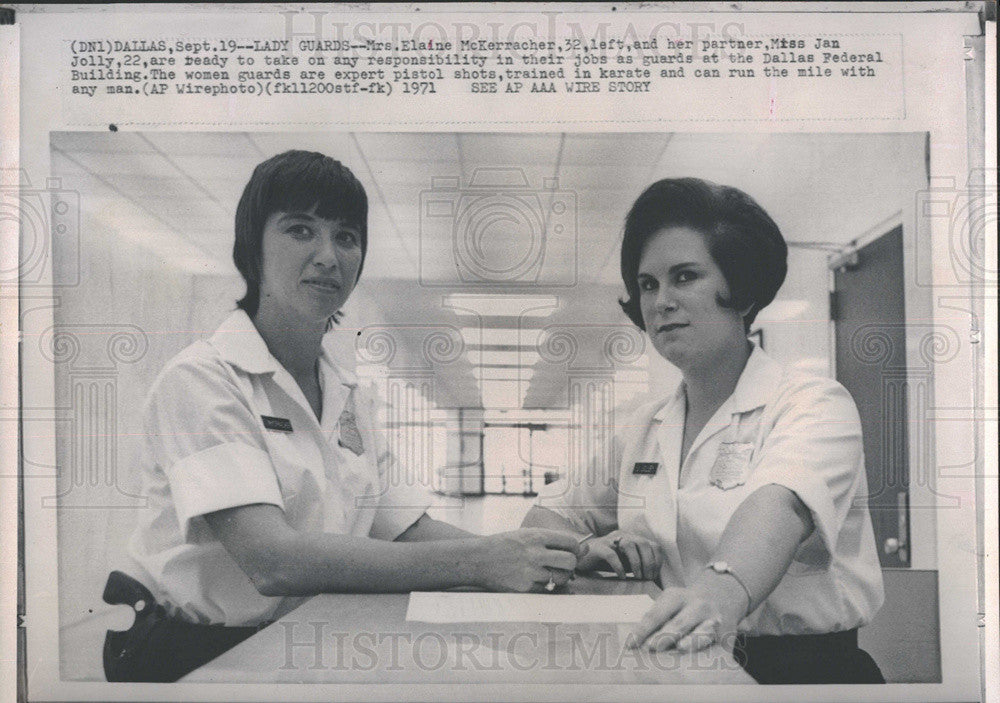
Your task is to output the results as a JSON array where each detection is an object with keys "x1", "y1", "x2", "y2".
[{"x1": 184, "y1": 578, "x2": 753, "y2": 684}]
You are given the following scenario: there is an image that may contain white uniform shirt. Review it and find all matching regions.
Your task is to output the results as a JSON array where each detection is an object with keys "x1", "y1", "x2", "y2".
[
  {"x1": 126, "y1": 310, "x2": 430, "y2": 626},
  {"x1": 537, "y1": 345, "x2": 884, "y2": 636}
]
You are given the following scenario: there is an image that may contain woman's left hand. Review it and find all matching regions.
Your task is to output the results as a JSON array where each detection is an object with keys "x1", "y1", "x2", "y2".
[{"x1": 628, "y1": 577, "x2": 747, "y2": 652}]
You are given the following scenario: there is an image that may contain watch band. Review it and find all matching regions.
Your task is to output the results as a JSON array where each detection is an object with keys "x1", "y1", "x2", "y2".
[{"x1": 706, "y1": 560, "x2": 753, "y2": 615}]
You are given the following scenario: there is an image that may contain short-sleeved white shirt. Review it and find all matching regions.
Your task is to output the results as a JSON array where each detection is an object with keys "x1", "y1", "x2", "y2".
[
  {"x1": 537, "y1": 344, "x2": 884, "y2": 636},
  {"x1": 126, "y1": 310, "x2": 431, "y2": 626}
]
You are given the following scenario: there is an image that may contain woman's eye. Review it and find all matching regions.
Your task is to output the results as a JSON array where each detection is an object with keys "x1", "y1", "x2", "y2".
[
  {"x1": 336, "y1": 230, "x2": 360, "y2": 246},
  {"x1": 286, "y1": 225, "x2": 313, "y2": 240},
  {"x1": 676, "y1": 270, "x2": 697, "y2": 284},
  {"x1": 638, "y1": 278, "x2": 657, "y2": 292}
]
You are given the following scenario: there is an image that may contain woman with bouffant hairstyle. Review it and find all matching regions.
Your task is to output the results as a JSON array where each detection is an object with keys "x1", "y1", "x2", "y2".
[{"x1": 525, "y1": 177, "x2": 885, "y2": 684}]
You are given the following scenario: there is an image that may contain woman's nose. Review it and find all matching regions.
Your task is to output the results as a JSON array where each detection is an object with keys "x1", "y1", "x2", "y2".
[
  {"x1": 656, "y1": 288, "x2": 678, "y2": 312},
  {"x1": 312, "y1": 236, "x2": 340, "y2": 269}
]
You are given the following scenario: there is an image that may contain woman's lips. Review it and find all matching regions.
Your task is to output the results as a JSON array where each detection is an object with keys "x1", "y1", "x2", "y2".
[
  {"x1": 303, "y1": 279, "x2": 341, "y2": 292},
  {"x1": 657, "y1": 322, "x2": 688, "y2": 333}
]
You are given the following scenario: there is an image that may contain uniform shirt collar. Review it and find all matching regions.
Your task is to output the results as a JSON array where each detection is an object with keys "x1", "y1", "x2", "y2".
[
  {"x1": 209, "y1": 308, "x2": 358, "y2": 386},
  {"x1": 652, "y1": 342, "x2": 784, "y2": 421},
  {"x1": 652, "y1": 383, "x2": 687, "y2": 422},
  {"x1": 209, "y1": 309, "x2": 279, "y2": 374},
  {"x1": 320, "y1": 325, "x2": 358, "y2": 387},
  {"x1": 729, "y1": 342, "x2": 785, "y2": 413}
]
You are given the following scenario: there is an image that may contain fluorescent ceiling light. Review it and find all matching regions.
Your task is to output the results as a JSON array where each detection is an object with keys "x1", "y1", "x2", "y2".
[
  {"x1": 460, "y1": 327, "x2": 544, "y2": 347},
  {"x1": 473, "y1": 366, "x2": 535, "y2": 381},
  {"x1": 472, "y1": 350, "x2": 540, "y2": 366},
  {"x1": 444, "y1": 294, "x2": 558, "y2": 318}
]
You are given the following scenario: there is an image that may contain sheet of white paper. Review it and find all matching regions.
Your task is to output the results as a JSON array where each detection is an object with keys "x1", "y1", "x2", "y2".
[{"x1": 405, "y1": 592, "x2": 655, "y2": 624}]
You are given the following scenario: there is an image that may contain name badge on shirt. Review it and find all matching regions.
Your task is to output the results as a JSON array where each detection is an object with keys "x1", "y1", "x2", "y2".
[
  {"x1": 632, "y1": 462, "x2": 659, "y2": 475},
  {"x1": 710, "y1": 442, "x2": 753, "y2": 490},
  {"x1": 261, "y1": 415, "x2": 293, "y2": 432}
]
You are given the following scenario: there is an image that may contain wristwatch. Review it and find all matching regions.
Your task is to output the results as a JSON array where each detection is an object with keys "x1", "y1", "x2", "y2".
[{"x1": 706, "y1": 560, "x2": 753, "y2": 614}]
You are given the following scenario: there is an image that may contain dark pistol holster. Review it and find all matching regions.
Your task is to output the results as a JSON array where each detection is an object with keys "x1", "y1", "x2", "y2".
[{"x1": 101, "y1": 570, "x2": 260, "y2": 682}]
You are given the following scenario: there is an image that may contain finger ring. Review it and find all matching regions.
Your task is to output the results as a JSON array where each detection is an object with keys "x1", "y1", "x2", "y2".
[{"x1": 545, "y1": 575, "x2": 557, "y2": 592}]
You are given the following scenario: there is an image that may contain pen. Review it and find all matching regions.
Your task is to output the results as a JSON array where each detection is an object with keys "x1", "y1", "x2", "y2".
[
  {"x1": 611, "y1": 536, "x2": 636, "y2": 579},
  {"x1": 563, "y1": 533, "x2": 594, "y2": 583}
]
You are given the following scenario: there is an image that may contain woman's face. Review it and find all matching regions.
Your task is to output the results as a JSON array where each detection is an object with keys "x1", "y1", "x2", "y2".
[
  {"x1": 256, "y1": 207, "x2": 363, "y2": 323},
  {"x1": 637, "y1": 226, "x2": 747, "y2": 370}
]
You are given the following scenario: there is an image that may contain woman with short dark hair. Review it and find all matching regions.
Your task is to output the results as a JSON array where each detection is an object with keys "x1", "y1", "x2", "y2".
[
  {"x1": 103, "y1": 150, "x2": 584, "y2": 682},
  {"x1": 524, "y1": 177, "x2": 885, "y2": 684},
  {"x1": 232, "y1": 149, "x2": 371, "y2": 319}
]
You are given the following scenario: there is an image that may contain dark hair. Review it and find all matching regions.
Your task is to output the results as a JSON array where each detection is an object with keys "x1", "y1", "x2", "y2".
[
  {"x1": 233, "y1": 150, "x2": 368, "y2": 317},
  {"x1": 619, "y1": 178, "x2": 787, "y2": 333}
]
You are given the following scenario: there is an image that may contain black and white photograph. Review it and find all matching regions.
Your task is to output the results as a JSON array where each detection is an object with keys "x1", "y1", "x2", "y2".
[
  {"x1": 3, "y1": 4, "x2": 994, "y2": 703},
  {"x1": 40, "y1": 130, "x2": 949, "y2": 686}
]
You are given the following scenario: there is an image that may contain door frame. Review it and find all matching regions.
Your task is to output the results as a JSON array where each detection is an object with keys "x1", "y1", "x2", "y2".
[
  {"x1": 829, "y1": 215, "x2": 911, "y2": 567},
  {"x1": 825, "y1": 208, "x2": 955, "y2": 573},
  {"x1": 827, "y1": 196, "x2": 942, "y2": 573},
  {"x1": 826, "y1": 211, "x2": 904, "y2": 377}
]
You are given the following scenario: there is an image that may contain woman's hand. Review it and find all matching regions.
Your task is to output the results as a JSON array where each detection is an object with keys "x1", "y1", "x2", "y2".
[
  {"x1": 475, "y1": 528, "x2": 585, "y2": 593},
  {"x1": 628, "y1": 573, "x2": 748, "y2": 652},
  {"x1": 576, "y1": 530, "x2": 662, "y2": 581}
]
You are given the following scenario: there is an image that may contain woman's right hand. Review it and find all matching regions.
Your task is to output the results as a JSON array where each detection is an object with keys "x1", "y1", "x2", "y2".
[
  {"x1": 475, "y1": 528, "x2": 586, "y2": 592},
  {"x1": 576, "y1": 530, "x2": 662, "y2": 581}
]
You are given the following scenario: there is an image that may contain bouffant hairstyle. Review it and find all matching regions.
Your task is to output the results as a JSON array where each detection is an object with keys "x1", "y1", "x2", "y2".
[{"x1": 619, "y1": 178, "x2": 787, "y2": 333}]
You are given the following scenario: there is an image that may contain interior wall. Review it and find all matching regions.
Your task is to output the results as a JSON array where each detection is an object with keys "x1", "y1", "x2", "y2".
[
  {"x1": 756, "y1": 248, "x2": 833, "y2": 374},
  {"x1": 54, "y1": 208, "x2": 234, "y2": 636}
]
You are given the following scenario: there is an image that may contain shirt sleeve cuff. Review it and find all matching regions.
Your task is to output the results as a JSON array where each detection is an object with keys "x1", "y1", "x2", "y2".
[
  {"x1": 746, "y1": 473, "x2": 839, "y2": 568},
  {"x1": 365, "y1": 481, "x2": 433, "y2": 541},
  {"x1": 164, "y1": 442, "x2": 284, "y2": 540}
]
